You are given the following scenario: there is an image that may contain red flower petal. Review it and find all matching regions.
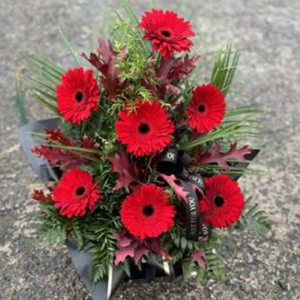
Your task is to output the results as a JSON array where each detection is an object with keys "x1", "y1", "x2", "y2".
[
  {"x1": 53, "y1": 168, "x2": 102, "y2": 218},
  {"x1": 186, "y1": 84, "x2": 226, "y2": 133},
  {"x1": 138, "y1": 9, "x2": 195, "y2": 58},
  {"x1": 115, "y1": 100, "x2": 174, "y2": 156},
  {"x1": 199, "y1": 175, "x2": 245, "y2": 228},
  {"x1": 120, "y1": 184, "x2": 175, "y2": 239},
  {"x1": 56, "y1": 68, "x2": 100, "y2": 125}
]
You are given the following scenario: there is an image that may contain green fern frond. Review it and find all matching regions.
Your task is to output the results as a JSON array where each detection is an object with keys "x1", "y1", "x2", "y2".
[
  {"x1": 205, "y1": 252, "x2": 227, "y2": 282},
  {"x1": 235, "y1": 197, "x2": 271, "y2": 233}
]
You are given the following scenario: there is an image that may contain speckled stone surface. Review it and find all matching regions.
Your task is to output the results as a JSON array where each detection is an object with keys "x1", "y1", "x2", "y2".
[{"x1": 0, "y1": 0, "x2": 300, "y2": 299}]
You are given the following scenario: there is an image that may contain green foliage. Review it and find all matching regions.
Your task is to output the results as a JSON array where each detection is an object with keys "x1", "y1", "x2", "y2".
[
  {"x1": 83, "y1": 211, "x2": 122, "y2": 284},
  {"x1": 178, "y1": 117, "x2": 260, "y2": 151},
  {"x1": 205, "y1": 252, "x2": 227, "y2": 282},
  {"x1": 22, "y1": 26, "x2": 82, "y2": 113},
  {"x1": 181, "y1": 232, "x2": 227, "y2": 283},
  {"x1": 198, "y1": 163, "x2": 261, "y2": 178},
  {"x1": 182, "y1": 251, "x2": 226, "y2": 283},
  {"x1": 14, "y1": 67, "x2": 28, "y2": 125},
  {"x1": 163, "y1": 223, "x2": 227, "y2": 283},
  {"x1": 58, "y1": 26, "x2": 82, "y2": 67},
  {"x1": 34, "y1": 201, "x2": 123, "y2": 283},
  {"x1": 117, "y1": 0, "x2": 152, "y2": 54},
  {"x1": 15, "y1": 86, "x2": 28, "y2": 125},
  {"x1": 113, "y1": 22, "x2": 157, "y2": 100},
  {"x1": 34, "y1": 202, "x2": 75, "y2": 244},
  {"x1": 211, "y1": 44, "x2": 240, "y2": 96},
  {"x1": 22, "y1": 51, "x2": 63, "y2": 113},
  {"x1": 235, "y1": 197, "x2": 271, "y2": 233}
]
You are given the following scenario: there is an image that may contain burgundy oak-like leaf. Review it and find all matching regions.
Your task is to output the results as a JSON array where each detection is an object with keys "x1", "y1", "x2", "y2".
[
  {"x1": 156, "y1": 55, "x2": 200, "y2": 81},
  {"x1": 114, "y1": 231, "x2": 132, "y2": 248},
  {"x1": 150, "y1": 238, "x2": 170, "y2": 259},
  {"x1": 160, "y1": 174, "x2": 189, "y2": 202},
  {"x1": 144, "y1": 54, "x2": 199, "y2": 100},
  {"x1": 114, "y1": 244, "x2": 136, "y2": 265},
  {"x1": 192, "y1": 250, "x2": 206, "y2": 268},
  {"x1": 45, "y1": 128, "x2": 74, "y2": 146},
  {"x1": 33, "y1": 127, "x2": 100, "y2": 171},
  {"x1": 133, "y1": 245, "x2": 149, "y2": 264},
  {"x1": 82, "y1": 38, "x2": 128, "y2": 101},
  {"x1": 32, "y1": 189, "x2": 53, "y2": 203},
  {"x1": 80, "y1": 135, "x2": 100, "y2": 151},
  {"x1": 108, "y1": 150, "x2": 140, "y2": 192},
  {"x1": 32, "y1": 146, "x2": 83, "y2": 171},
  {"x1": 197, "y1": 142, "x2": 252, "y2": 170},
  {"x1": 114, "y1": 231, "x2": 149, "y2": 265},
  {"x1": 81, "y1": 53, "x2": 103, "y2": 71},
  {"x1": 168, "y1": 55, "x2": 200, "y2": 81}
]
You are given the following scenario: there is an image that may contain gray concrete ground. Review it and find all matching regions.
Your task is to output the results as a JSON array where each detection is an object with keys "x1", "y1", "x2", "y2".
[{"x1": 0, "y1": 0, "x2": 300, "y2": 299}]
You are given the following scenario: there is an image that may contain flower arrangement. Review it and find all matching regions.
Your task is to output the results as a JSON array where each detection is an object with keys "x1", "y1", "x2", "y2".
[{"x1": 18, "y1": 1, "x2": 270, "y2": 299}]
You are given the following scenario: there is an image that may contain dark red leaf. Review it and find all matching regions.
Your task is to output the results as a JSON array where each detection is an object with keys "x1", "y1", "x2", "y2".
[
  {"x1": 156, "y1": 57, "x2": 178, "y2": 79},
  {"x1": 197, "y1": 142, "x2": 252, "y2": 170},
  {"x1": 150, "y1": 238, "x2": 170, "y2": 259},
  {"x1": 114, "y1": 231, "x2": 148, "y2": 265},
  {"x1": 81, "y1": 53, "x2": 103, "y2": 71},
  {"x1": 192, "y1": 250, "x2": 206, "y2": 268},
  {"x1": 32, "y1": 145, "x2": 83, "y2": 171},
  {"x1": 80, "y1": 134, "x2": 100, "y2": 151},
  {"x1": 156, "y1": 55, "x2": 200, "y2": 81},
  {"x1": 45, "y1": 128, "x2": 74, "y2": 146},
  {"x1": 114, "y1": 244, "x2": 136, "y2": 265},
  {"x1": 82, "y1": 38, "x2": 129, "y2": 101},
  {"x1": 97, "y1": 38, "x2": 115, "y2": 65},
  {"x1": 114, "y1": 231, "x2": 132, "y2": 248},
  {"x1": 133, "y1": 245, "x2": 149, "y2": 264},
  {"x1": 168, "y1": 55, "x2": 200, "y2": 81},
  {"x1": 145, "y1": 54, "x2": 199, "y2": 100},
  {"x1": 108, "y1": 149, "x2": 140, "y2": 192},
  {"x1": 33, "y1": 128, "x2": 100, "y2": 171},
  {"x1": 160, "y1": 174, "x2": 189, "y2": 202},
  {"x1": 32, "y1": 189, "x2": 53, "y2": 203}
]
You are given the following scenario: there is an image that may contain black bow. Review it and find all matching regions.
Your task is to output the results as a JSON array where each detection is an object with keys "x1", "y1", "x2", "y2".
[{"x1": 157, "y1": 148, "x2": 212, "y2": 241}]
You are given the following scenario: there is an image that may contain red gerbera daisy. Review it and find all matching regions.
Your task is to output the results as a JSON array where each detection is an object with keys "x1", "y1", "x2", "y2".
[
  {"x1": 53, "y1": 168, "x2": 102, "y2": 218},
  {"x1": 115, "y1": 100, "x2": 174, "y2": 156},
  {"x1": 56, "y1": 68, "x2": 100, "y2": 125},
  {"x1": 199, "y1": 175, "x2": 245, "y2": 228},
  {"x1": 186, "y1": 84, "x2": 226, "y2": 133},
  {"x1": 121, "y1": 184, "x2": 175, "y2": 239},
  {"x1": 138, "y1": 9, "x2": 195, "y2": 58}
]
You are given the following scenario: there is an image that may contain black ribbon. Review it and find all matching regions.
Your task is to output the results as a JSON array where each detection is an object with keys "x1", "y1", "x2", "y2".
[{"x1": 157, "y1": 149, "x2": 211, "y2": 241}]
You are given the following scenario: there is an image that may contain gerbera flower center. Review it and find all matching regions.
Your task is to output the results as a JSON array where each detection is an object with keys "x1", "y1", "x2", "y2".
[
  {"x1": 76, "y1": 186, "x2": 86, "y2": 196},
  {"x1": 198, "y1": 104, "x2": 206, "y2": 113},
  {"x1": 160, "y1": 29, "x2": 172, "y2": 38},
  {"x1": 214, "y1": 196, "x2": 225, "y2": 207},
  {"x1": 75, "y1": 91, "x2": 84, "y2": 102},
  {"x1": 138, "y1": 123, "x2": 150, "y2": 134},
  {"x1": 143, "y1": 205, "x2": 155, "y2": 217}
]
